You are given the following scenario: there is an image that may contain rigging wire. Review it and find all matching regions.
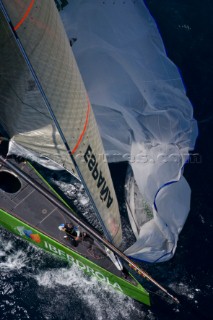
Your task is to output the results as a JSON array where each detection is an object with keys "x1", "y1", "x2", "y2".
[
  {"x1": 0, "y1": 1, "x2": 115, "y2": 244},
  {"x1": 0, "y1": 156, "x2": 179, "y2": 305}
]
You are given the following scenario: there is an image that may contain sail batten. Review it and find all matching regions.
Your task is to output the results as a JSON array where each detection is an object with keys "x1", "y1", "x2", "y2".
[{"x1": 0, "y1": 0, "x2": 122, "y2": 246}]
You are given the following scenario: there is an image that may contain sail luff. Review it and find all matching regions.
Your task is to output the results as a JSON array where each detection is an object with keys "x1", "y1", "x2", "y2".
[
  {"x1": 1, "y1": 4, "x2": 113, "y2": 243},
  {"x1": 0, "y1": 0, "x2": 122, "y2": 246}
]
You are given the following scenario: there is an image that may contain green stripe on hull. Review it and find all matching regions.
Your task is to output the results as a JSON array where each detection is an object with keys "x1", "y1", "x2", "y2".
[{"x1": 0, "y1": 208, "x2": 150, "y2": 305}]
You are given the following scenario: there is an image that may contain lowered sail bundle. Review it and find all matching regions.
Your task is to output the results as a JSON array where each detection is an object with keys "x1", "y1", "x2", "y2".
[
  {"x1": 60, "y1": 1, "x2": 198, "y2": 262},
  {"x1": 0, "y1": 0, "x2": 122, "y2": 246}
]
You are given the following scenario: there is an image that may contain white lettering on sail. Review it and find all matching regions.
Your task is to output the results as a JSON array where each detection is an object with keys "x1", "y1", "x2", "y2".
[{"x1": 84, "y1": 145, "x2": 113, "y2": 208}]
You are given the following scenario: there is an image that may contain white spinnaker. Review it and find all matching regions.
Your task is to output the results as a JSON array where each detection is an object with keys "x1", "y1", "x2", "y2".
[
  {"x1": 61, "y1": 0, "x2": 198, "y2": 262},
  {"x1": 0, "y1": 1, "x2": 122, "y2": 246}
]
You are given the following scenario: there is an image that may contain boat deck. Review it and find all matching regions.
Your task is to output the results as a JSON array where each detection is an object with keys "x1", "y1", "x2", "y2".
[{"x1": 0, "y1": 158, "x2": 135, "y2": 284}]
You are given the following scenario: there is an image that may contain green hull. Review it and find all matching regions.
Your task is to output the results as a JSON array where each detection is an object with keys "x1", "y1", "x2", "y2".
[{"x1": 0, "y1": 208, "x2": 150, "y2": 305}]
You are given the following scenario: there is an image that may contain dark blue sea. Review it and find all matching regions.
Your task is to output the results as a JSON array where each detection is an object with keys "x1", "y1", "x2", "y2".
[{"x1": 1, "y1": 1, "x2": 212, "y2": 319}]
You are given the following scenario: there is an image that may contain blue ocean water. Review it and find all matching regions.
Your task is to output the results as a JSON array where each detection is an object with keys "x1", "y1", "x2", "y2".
[{"x1": 1, "y1": 1, "x2": 212, "y2": 319}]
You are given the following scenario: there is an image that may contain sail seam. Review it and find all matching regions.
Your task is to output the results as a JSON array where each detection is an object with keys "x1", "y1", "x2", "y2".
[
  {"x1": 14, "y1": 0, "x2": 35, "y2": 31},
  {"x1": 0, "y1": 0, "x2": 115, "y2": 245},
  {"x1": 71, "y1": 98, "x2": 91, "y2": 154}
]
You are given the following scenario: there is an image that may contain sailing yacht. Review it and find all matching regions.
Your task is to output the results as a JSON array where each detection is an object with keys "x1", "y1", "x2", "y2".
[{"x1": 0, "y1": 0, "x2": 197, "y2": 305}]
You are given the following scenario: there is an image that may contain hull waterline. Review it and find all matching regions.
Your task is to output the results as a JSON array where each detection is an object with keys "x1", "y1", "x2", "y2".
[{"x1": 0, "y1": 159, "x2": 150, "y2": 306}]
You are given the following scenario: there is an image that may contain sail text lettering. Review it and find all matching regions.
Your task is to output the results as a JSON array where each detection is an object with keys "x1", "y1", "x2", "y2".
[{"x1": 84, "y1": 145, "x2": 113, "y2": 208}]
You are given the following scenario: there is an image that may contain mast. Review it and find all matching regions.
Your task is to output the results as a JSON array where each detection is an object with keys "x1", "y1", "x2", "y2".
[
  {"x1": 0, "y1": 156, "x2": 179, "y2": 305},
  {"x1": 0, "y1": 1, "x2": 111, "y2": 243},
  {"x1": 0, "y1": 0, "x2": 122, "y2": 246}
]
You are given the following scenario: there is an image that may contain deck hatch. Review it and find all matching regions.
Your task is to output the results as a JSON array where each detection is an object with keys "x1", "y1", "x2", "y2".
[{"x1": 0, "y1": 170, "x2": 22, "y2": 193}]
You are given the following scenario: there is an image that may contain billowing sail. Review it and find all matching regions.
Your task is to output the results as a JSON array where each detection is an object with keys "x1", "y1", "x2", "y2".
[
  {"x1": 60, "y1": 1, "x2": 198, "y2": 262},
  {"x1": 0, "y1": 0, "x2": 122, "y2": 246}
]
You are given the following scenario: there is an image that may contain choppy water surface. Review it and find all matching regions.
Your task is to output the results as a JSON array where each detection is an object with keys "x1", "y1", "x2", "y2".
[
  {"x1": 1, "y1": 1, "x2": 213, "y2": 319},
  {"x1": 0, "y1": 229, "x2": 151, "y2": 320}
]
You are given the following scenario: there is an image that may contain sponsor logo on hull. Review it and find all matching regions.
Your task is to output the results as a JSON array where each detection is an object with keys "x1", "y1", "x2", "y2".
[
  {"x1": 16, "y1": 226, "x2": 41, "y2": 243},
  {"x1": 15, "y1": 225, "x2": 123, "y2": 293},
  {"x1": 44, "y1": 240, "x2": 123, "y2": 293}
]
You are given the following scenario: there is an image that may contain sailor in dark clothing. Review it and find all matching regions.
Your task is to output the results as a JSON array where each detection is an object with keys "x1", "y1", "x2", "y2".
[{"x1": 62, "y1": 223, "x2": 80, "y2": 247}]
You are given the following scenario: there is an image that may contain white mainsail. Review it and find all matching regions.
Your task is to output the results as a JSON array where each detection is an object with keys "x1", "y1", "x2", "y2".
[
  {"x1": 61, "y1": 0, "x2": 198, "y2": 262},
  {"x1": 0, "y1": 0, "x2": 122, "y2": 246}
]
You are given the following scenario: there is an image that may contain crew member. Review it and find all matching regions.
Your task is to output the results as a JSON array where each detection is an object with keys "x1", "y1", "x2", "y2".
[{"x1": 62, "y1": 223, "x2": 80, "y2": 247}]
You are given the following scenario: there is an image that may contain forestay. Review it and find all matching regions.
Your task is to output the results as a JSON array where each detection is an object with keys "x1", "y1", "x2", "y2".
[
  {"x1": 61, "y1": 0, "x2": 198, "y2": 262},
  {"x1": 0, "y1": 0, "x2": 122, "y2": 246}
]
